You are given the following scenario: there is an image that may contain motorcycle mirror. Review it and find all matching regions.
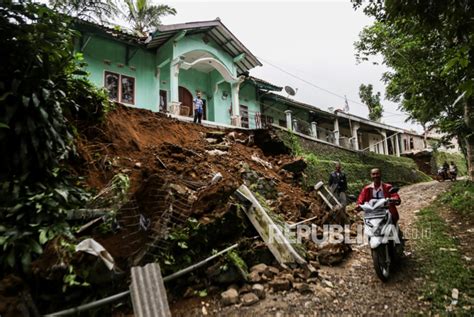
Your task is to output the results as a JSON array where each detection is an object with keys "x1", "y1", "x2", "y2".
[{"x1": 389, "y1": 186, "x2": 399, "y2": 194}]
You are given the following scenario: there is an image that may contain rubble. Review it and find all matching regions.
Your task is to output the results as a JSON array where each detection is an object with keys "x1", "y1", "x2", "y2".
[
  {"x1": 220, "y1": 289, "x2": 239, "y2": 306},
  {"x1": 240, "y1": 292, "x2": 259, "y2": 306}
]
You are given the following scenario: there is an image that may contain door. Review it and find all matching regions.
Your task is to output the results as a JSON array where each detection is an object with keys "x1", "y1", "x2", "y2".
[{"x1": 178, "y1": 86, "x2": 193, "y2": 117}]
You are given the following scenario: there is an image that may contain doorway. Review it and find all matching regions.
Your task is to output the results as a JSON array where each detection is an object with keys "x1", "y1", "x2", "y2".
[{"x1": 178, "y1": 86, "x2": 193, "y2": 117}]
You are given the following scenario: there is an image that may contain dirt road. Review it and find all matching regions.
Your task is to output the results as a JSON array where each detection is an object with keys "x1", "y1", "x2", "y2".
[{"x1": 211, "y1": 180, "x2": 453, "y2": 316}]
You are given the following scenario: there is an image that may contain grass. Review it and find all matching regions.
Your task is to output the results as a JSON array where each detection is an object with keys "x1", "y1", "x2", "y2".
[
  {"x1": 414, "y1": 182, "x2": 474, "y2": 313},
  {"x1": 279, "y1": 130, "x2": 431, "y2": 194}
]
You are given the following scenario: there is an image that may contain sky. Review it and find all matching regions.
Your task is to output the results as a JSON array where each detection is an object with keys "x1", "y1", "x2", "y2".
[{"x1": 158, "y1": 0, "x2": 421, "y2": 132}]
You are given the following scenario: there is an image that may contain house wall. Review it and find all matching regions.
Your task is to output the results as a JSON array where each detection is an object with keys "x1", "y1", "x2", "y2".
[
  {"x1": 401, "y1": 134, "x2": 425, "y2": 153},
  {"x1": 79, "y1": 35, "x2": 158, "y2": 110},
  {"x1": 239, "y1": 83, "x2": 260, "y2": 129}
]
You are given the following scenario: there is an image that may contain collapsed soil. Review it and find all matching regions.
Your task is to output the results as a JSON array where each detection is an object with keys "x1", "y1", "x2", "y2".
[{"x1": 24, "y1": 104, "x2": 345, "y2": 314}]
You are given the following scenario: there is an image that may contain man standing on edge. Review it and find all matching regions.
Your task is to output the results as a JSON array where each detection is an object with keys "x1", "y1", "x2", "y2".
[
  {"x1": 356, "y1": 168, "x2": 401, "y2": 223},
  {"x1": 193, "y1": 91, "x2": 203, "y2": 124},
  {"x1": 328, "y1": 161, "x2": 348, "y2": 207}
]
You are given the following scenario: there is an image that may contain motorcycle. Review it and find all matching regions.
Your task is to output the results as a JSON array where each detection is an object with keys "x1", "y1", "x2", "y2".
[
  {"x1": 437, "y1": 167, "x2": 448, "y2": 182},
  {"x1": 360, "y1": 187, "x2": 404, "y2": 281},
  {"x1": 449, "y1": 167, "x2": 457, "y2": 181}
]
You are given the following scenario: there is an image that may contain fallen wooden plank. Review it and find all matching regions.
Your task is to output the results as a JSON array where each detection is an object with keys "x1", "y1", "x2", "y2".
[
  {"x1": 130, "y1": 263, "x2": 171, "y2": 317},
  {"x1": 235, "y1": 184, "x2": 307, "y2": 266}
]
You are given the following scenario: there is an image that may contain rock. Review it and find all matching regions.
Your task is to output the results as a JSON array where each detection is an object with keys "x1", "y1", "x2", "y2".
[
  {"x1": 239, "y1": 284, "x2": 252, "y2": 294},
  {"x1": 134, "y1": 162, "x2": 142, "y2": 168},
  {"x1": 250, "y1": 263, "x2": 268, "y2": 274},
  {"x1": 252, "y1": 283, "x2": 266, "y2": 299},
  {"x1": 220, "y1": 289, "x2": 239, "y2": 306},
  {"x1": 241, "y1": 292, "x2": 259, "y2": 306},
  {"x1": 227, "y1": 284, "x2": 239, "y2": 292},
  {"x1": 281, "y1": 273, "x2": 294, "y2": 283},
  {"x1": 318, "y1": 242, "x2": 351, "y2": 265},
  {"x1": 280, "y1": 158, "x2": 307, "y2": 174},
  {"x1": 248, "y1": 271, "x2": 261, "y2": 283},
  {"x1": 293, "y1": 282, "x2": 313, "y2": 294},
  {"x1": 269, "y1": 279, "x2": 291, "y2": 291},
  {"x1": 205, "y1": 138, "x2": 218, "y2": 144},
  {"x1": 206, "y1": 131, "x2": 226, "y2": 141},
  {"x1": 264, "y1": 266, "x2": 280, "y2": 278}
]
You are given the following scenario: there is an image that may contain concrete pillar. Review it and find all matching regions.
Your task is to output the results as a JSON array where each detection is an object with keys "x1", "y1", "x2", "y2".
[
  {"x1": 292, "y1": 119, "x2": 298, "y2": 132},
  {"x1": 381, "y1": 130, "x2": 388, "y2": 155},
  {"x1": 311, "y1": 122, "x2": 317, "y2": 138},
  {"x1": 231, "y1": 82, "x2": 241, "y2": 127},
  {"x1": 284, "y1": 110, "x2": 292, "y2": 130},
  {"x1": 395, "y1": 134, "x2": 401, "y2": 157},
  {"x1": 333, "y1": 118, "x2": 340, "y2": 146},
  {"x1": 351, "y1": 122, "x2": 360, "y2": 150},
  {"x1": 170, "y1": 59, "x2": 180, "y2": 103}
]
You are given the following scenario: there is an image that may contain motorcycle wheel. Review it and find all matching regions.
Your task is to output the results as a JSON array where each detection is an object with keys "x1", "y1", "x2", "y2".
[{"x1": 372, "y1": 245, "x2": 390, "y2": 282}]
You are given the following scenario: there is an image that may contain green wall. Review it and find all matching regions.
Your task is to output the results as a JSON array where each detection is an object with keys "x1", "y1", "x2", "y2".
[{"x1": 81, "y1": 35, "x2": 158, "y2": 111}]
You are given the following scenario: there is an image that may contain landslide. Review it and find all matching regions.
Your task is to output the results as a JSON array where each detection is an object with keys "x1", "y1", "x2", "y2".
[{"x1": 30, "y1": 105, "x2": 347, "y2": 314}]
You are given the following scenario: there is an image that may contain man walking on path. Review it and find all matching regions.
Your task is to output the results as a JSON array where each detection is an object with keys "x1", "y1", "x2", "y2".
[
  {"x1": 193, "y1": 92, "x2": 203, "y2": 124},
  {"x1": 328, "y1": 162, "x2": 348, "y2": 207}
]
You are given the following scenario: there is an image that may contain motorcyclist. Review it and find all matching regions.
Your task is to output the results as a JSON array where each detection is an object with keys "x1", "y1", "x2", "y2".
[
  {"x1": 355, "y1": 168, "x2": 401, "y2": 224},
  {"x1": 449, "y1": 161, "x2": 457, "y2": 176}
]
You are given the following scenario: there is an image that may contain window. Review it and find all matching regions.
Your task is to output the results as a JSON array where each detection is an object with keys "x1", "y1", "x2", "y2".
[
  {"x1": 104, "y1": 71, "x2": 135, "y2": 105},
  {"x1": 409, "y1": 137, "x2": 414, "y2": 150}
]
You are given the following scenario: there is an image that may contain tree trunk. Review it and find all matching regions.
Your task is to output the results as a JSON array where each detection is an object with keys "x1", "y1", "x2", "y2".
[{"x1": 465, "y1": 99, "x2": 474, "y2": 181}]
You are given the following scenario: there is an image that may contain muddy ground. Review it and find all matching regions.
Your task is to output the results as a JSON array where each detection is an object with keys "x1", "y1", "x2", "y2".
[{"x1": 170, "y1": 180, "x2": 472, "y2": 316}]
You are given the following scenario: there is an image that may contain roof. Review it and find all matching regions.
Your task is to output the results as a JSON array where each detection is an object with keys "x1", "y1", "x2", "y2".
[
  {"x1": 262, "y1": 92, "x2": 335, "y2": 118},
  {"x1": 334, "y1": 110, "x2": 406, "y2": 133},
  {"x1": 148, "y1": 19, "x2": 262, "y2": 74},
  {"x1": 245, "y1": 76, "x2": 282, "y2": 92},
  {"x1": 72, "y1": 18, "x2": 146, "y2": 46}
]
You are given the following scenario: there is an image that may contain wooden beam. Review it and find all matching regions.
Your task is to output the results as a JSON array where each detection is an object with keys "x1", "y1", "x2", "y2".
[{"x1": 233, "y1": 52, "x2": 246, "y2": 63}]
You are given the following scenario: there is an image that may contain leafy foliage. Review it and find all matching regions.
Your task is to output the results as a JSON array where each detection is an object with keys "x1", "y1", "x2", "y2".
[
  {"x1": 122, "y1": 0, "x2": 176, "y2": 36},
  {"x1": 0, "y1": 2, "x2": 109, "y2": 272},
  {"x1": 49, "y1": 0, "x2": 119, "y2": 23},
  {"x1": 352, "y1": 0, "x2": 474, "y2": 180},
  {"x1": 358, "y1": 83, "x2": 383, "y2": 121}
]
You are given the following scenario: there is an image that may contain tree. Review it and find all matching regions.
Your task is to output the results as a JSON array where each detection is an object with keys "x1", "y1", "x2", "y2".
[
  {"x1": 359, "y1": 83, "x2": 383, "y2": 121},
  {"x1": 123, "y1": 0, "x2": 176, "y2": 37},
  {"x1": 353, "y1": 0, "x2": 474, "y2": 181},
  {"x1": 49, "y1": 0, "x2": 119, "y2": 23}
]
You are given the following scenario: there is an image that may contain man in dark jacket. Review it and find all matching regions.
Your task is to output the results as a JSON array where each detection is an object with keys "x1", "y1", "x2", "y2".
[{"x1": 328, "y1": 162, "x2": 348, "y2": 206}]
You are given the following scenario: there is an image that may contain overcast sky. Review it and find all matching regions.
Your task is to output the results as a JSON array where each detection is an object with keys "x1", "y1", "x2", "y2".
[{"x1": 159, "y1": 0, "x2": 421, "y2": 132}]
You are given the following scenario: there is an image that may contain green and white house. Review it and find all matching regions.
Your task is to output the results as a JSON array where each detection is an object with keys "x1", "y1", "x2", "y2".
[{"x1": 74, "y1": 18, "x2": 447, "y2": 156}]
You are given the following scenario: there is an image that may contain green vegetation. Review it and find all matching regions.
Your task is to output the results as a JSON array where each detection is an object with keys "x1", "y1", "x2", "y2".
[
  {"x1": 415, "y1": 183, "x2": 473, "y2": 312},
  {"x1": 280, "y1": 131, "x2": 430, "y2": 194},
  {"x1": 0, "y1": 2, "x2": 110, "y2": 272},
  {"x1": 433, "y1": 150, "x2": 467, "y2": 176}
]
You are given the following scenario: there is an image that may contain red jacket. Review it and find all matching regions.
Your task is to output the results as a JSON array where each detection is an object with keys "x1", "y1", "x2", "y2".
[{"x1": 356, "y1": 182, "x2": 401, "y2": 223}]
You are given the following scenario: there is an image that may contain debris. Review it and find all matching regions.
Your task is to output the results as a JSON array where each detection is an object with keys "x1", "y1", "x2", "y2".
[
  {"x1": 317, "y1": 242, "x2": 351, "y2": 265},
  {"x1": 280, "y1": 158, "x2": 307, "y2": 174},
  {"x1": 75, "y1": 238, "x2": 115, "y2": 270},
  {"x1": 221, "y1": 289, "x2": 239, "y2": 306},
  {"x1": 205, "y1": 138, "x2": 219, "y2": 144},
  {"x1": 210, "y1": 172, "x2": 223, "y2": 185},
  {"x1": 155, "y1": 155, "x2": 167, "y2": 169},
  {"x1": 263, "y1": 266, "x2": 280, "y2": 278},
  {"x1": 248, "y1": 271, "x2": 261, "y2": 283},
  {"x1": 252, "y1": 284, "x2": 266, "y2": 299},
  {"x1": 269, "y1": 279, "x2": 291, "y2": 291},
  {"x1": 206, "y1": 149, "x2": 227, "y2": 156},
  {"x1": 206, "y1": 131, "x2": 226, "y2": 141},
  {"x1": 293, "y1": 282, "x2": 312, "y2": 294},
  {"x1": 134, "y1": 162, "x2": 142, "y2": 168},
  {"x1": 251, "y1": 154, "x2": 273, "y2": 169},
  {"x1": 250, "y1": 263, "x2": 268, "y2": 274},
  {"x1": 138, "y1": 214, "x2": 150, "y2": 231},
  {"x1": 240, "y1": 292, "x2": 259, "y2": 306},
  {"x1": 451, "y1": 288, "x2": 459, "y2": 306},
  {"x1": 130, "y1": 263, "x2": 171, "y2": 317}
]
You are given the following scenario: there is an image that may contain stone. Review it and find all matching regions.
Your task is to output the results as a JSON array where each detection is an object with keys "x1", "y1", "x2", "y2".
[
  {"x1": 248, "y1": 271, "x2": 261, "y2": 283},
  {"x1": 241, "y1": 292, "x2": 259, "y2": 306},
  {"x1": 134, "y1": 162, "x2": 142, "y2": 168},
  {"x1": 227, "y1": 284, "x2": 239, "y2": 292},
  {"x1": 250, "y1": 263, "x2": 268, "y2": 274},
  {"x1": 281, "y1": 273, "x2": 295, "y2": 283},
  {"x1": 293, "y1": 282, "x2": 313, "y2": 294},
  {"x1": 239, "y1": 284, "x2": 252, "y2": 294},
  {"x1": 220, "y1": 289, "x2": 239, "y2": 306},
  {"x1": 252, "y1": 283, "x2": 266, "y2": 299},
  {"x1": 205, "y1": 138, "x2": 218, "y2": 144},
  {"x1": 270, "y1": 279, "x2": 291, "y2": 291},
  {"x1": 280, "y1": 158, "x2": 307, "y2": 174},
  {"x1": 264, "y1": 266, "x2": 280, "y2": 278}
]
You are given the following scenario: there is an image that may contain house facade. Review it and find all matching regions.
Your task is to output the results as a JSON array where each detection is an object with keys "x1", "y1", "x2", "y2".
[{"x1": 73, "y1": 18, "x2": 452, "y2": 157}]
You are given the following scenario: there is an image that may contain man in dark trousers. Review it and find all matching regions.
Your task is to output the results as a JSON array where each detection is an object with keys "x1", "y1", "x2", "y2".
[
  {"x1": 193, "y1": 92, "x2": 203, "y2": 124},
  {"x1": 328, "y1": 161, "x2": 348, "y2": 206}
]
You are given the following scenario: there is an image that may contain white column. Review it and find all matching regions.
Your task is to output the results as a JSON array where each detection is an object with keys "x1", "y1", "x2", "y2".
[
  {"x1": 396, "y1": 134, "x2": 401, "y2": 156},
  {"x1": 333, "y1": 118, "x2": 340, "y2": 146},
  {"x1": 284, "y1": 110, "x2": 292, "y2": 130},
  {"x1": 169, "y1": 58, "x2": 181, "y2": 114},
  {"x1": 381, "y1": 130, "x2": 388, "y2": 155},
  {"x1": 230, "y1": 82, "x2": 241, "y2": 127},
  {"x1": 351, "y1": 122, "x2": 360, "y2": 150},
  {"x1": 311, "y1": 122, "x2": 317, "y2": 138},
  {"x1": 292, "y1": 119, "x2": 298, "y2": 131}
]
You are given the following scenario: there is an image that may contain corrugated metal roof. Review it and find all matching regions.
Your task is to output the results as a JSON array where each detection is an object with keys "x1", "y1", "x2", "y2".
[
  {"x1": 73, "y1": 18, "x2": 146, "y2": 46},
  {"x1": 149, "y1": 19, "x2": 262, "y2": 74},
  {"x1": 130, "y1": 263, "x2": 171, "y2": 317},
  {"x1": 246, "y1": 76, "x2": 283, "y2": 92}
]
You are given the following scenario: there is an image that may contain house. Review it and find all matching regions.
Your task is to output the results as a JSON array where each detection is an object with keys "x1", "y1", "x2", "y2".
[{"x1": 73, "y1": 18, "x2": 456, "y2": 157}]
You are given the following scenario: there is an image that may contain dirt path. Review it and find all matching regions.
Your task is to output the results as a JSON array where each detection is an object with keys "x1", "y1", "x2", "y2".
[{"x1": 171, "y1": 180, "x2": 454, "y2": 316}]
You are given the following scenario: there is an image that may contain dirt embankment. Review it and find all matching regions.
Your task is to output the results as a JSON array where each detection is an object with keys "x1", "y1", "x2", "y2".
[{"x1": 21, "y1": 105, "x2": 349, "y2": 315}]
